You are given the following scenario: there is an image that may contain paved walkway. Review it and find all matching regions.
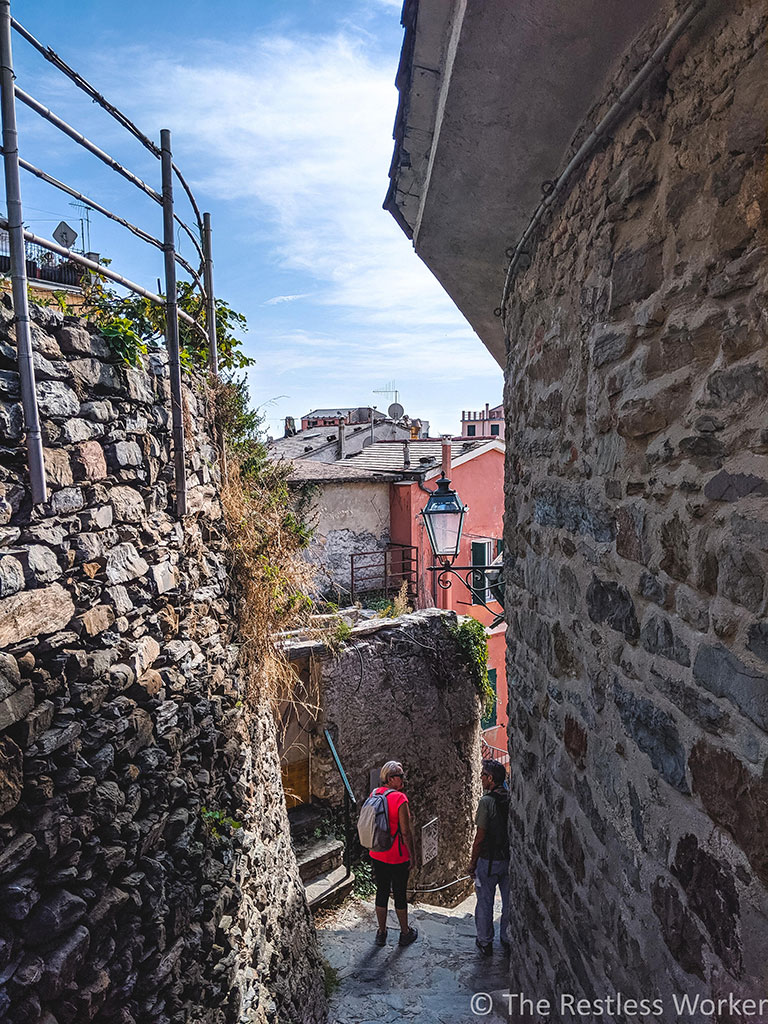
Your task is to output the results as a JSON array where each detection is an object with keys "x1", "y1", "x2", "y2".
[{"x1": 317, "y1": 894, "x2": 511, "y2": 1024}]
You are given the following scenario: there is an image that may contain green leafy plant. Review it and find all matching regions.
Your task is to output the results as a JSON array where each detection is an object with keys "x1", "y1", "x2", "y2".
[
  {"x1": 201, "y1": 805, "x2": 243, "y2": 843},
  {"x1": 352, "y1": 858, "x2": 376, "y2": 900},
  {"x1": 75, "y1": 269, "x2": 252, "y2": 371},
  {"x1": 449, "y1": 617, "x2": 495, "y2": 718},
  {"x1": 97, "y1": 314, "x2": 148, "y2": 365}
]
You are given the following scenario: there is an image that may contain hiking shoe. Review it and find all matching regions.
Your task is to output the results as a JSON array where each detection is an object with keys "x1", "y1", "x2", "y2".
[
  {"x1": 475, "y1": 939, "x2": 493, "y2": 956},
  {"x1": 375, "y1": 929, "x2": 387, "y2": 947},
  {"x1": 398, "y1": 927, "x2": 418, "y2": 947}
]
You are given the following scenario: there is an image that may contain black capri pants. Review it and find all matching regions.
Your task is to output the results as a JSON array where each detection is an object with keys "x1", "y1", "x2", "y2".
[{"x1": 370, "y1": 857, "x2": 411, "y2": 910}]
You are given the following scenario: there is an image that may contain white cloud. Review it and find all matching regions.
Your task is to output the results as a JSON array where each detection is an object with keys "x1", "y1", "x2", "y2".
[
  {"x1": 263, "y1": 293, "x2": 312, "y2": 306},
  {"x1": 28, "y1": 23, "x2": 502, "y2": 433},
  {"x1": 99, "y1": 32, "x2": 476, "y2": 332}
]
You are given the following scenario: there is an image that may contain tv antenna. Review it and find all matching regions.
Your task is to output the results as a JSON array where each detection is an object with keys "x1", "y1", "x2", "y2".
[
  {"x1": 374, "y1": 381, "x2": 399, "y2": 405},
  {"x1": 69, "y1": 201, "x2": 91, "y2": 252}
]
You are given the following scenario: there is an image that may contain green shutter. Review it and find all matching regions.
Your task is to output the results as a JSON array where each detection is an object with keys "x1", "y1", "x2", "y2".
[{"x1": 471, "y1": 541, "x2": 488, "y2": 604}]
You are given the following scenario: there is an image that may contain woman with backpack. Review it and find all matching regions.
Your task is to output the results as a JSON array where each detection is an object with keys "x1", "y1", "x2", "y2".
[{"x1": 363, "y1": 760, "x2": 418, "y2": 947}]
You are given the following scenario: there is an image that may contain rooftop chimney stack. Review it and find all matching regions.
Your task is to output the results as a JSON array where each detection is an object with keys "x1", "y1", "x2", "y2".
[
  {"x1": 337, "y1": 417, "x2": 347, "y2": 459},
  {"x1": 403, "y1": 440, "x2": 410, "y2": 468},
  {"x1": 441, "y1": 434, "x2": 452, "y2": 478}
]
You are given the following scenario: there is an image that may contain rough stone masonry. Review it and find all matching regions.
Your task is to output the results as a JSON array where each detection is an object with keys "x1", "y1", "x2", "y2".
[
  {"x1": 0, "y1": 301, "x2": 325, "y2": 1023},
  {"x1": 503, "y1": 0, "x2": 768, "y2": 1012},
  {"x1": 288, "y1": 608, "x2": 482, "y2": 906}
]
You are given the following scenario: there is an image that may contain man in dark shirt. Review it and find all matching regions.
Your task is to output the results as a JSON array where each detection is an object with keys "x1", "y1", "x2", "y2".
[{"x1": 468, "y1": 758, "x2": 510, "y2": 955}]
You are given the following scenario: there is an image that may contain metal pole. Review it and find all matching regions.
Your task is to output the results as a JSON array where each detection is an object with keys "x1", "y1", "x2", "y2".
[
  {"x1": 202, "y1": 212, "x2": 218, "y2": 375},
  {"x1": 0, "y1": 219, "x2": 204, "y2": 330},
  {"x1": 0, "y1": 1, "x2": 45, "y2": 504},
  {"x1": 161, "y1": 128, "x2": 187, "y2": 517},
  {"x1": 343, "y1": 789, "x2": 352, "y2": 879}
]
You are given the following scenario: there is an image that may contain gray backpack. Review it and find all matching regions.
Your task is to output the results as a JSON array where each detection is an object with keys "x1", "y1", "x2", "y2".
[{"x1": 357, "y1": 788, "x2": 397, "y2": 851}]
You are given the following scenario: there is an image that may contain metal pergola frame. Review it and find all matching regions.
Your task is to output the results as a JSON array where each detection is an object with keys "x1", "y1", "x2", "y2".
[{"x1": 0, "y1": 0, "x2": 221, "y2": 512}]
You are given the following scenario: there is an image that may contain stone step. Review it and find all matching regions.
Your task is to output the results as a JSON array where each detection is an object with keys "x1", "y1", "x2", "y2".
[
  {"x1": 287, "y1": 802, "x2": 325, "y2": 840},
  {"x1": 306, "y1": 864, "x2": 355, "y2": 910},
  {"x1": 296, "y1": 836, "x2": 344, "y2": 883}
]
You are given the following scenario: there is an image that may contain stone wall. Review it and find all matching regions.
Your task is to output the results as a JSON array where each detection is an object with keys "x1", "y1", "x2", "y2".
[
  {"x1": 502, "y1": 0, "x2": 768, "y2": 1010},
  {"x1": 0, "y1": 302, "x2": 325, "y2": 1023},
  {"x1": 287, "y1": 609, "x2": 482, "y2": 905}
]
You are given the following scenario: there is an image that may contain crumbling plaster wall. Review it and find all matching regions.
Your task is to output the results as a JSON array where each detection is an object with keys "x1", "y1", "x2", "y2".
[
  {"x1": 0, "y1": 303, "x2": 325, "y2": 1023},
  {"x1": 302, "y1": 480, "x2": 390, "y2": 600},
  {"x1": 302, "y1": 609, "x2": 481, "y2": 906},
  {"x1": 503, "y1": 0, "x2": 768, "y2": 1009}
]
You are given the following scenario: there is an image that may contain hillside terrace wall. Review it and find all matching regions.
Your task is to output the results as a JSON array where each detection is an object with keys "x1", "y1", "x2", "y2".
[
  {"x1": 503, "y1": 0, "x2": 768, "y2": 1011},
  {"x1": 0, "y1": 302, "x2": 325, "y2": 1023}
]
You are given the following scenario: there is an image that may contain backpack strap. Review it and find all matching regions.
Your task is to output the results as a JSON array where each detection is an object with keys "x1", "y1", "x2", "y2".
[{"x1": 381, "y1": 789, "x2": 404, "y2": 854}]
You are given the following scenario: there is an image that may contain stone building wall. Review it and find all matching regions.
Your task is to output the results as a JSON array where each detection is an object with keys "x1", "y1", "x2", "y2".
[
  {"x1": 288, "y1": 609, "x2": 482, "y2": 906},
  {"x1": 0, "y1": 302, "x2": 325, "y2": 1023},
  {"x1": 502, "y1": 0, "x2": 768, "y2": 1010}
]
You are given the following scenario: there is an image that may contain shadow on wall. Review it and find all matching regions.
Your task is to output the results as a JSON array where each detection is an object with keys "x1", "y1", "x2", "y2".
[{"x1": 0, "y1": 304, "x2": 325, "y2": 1024}]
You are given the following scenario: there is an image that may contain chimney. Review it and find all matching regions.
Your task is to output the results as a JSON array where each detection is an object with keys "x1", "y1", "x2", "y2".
[
  {"x1": 403, "y1": 440, "x2": 410, "y2": 468},
  {"x1": 441, "y1": 434, "x2": 452, "y2": 477},
  {"x1": 337, "y1": 416, "x2": 347, "y2": 459}
]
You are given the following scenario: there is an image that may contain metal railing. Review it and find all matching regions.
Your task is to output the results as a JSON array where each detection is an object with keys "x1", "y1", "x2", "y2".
[
  {"x1": 0, "y1": 1, "x2": 221, "y2": 511},
  {"x1": 350, "y1": 542, "x2": 418, "y2": 605},
  {"x1": 481, "y1": 734, "x2": 510, "y2": 766},
  {"x1": 323, "y1": 729, "x2": 356, "y2": 880},
  {"x1": 0, "y1": 230, "x2": 85, "y2": 287}
]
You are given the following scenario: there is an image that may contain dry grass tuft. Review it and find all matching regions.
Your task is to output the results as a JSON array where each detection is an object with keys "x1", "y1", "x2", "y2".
[{"x1": 221, "y1": 454, "x2": 317, "y2": 711}]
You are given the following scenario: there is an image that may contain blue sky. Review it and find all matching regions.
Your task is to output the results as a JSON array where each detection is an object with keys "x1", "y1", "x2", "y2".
[{"x1": 10, "y1": 0, "x2": 502, "y2": 436}]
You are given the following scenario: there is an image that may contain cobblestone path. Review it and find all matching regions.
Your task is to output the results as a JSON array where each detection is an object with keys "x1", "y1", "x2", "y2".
[{"x1": 317, "y1": 895, "x2": 510, "y2": 1023}]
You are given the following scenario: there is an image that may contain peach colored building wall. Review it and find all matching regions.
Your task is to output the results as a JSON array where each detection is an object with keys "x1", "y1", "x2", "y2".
[{"x1": 389, "y1": 447, "x2": 508, "y2": 738}]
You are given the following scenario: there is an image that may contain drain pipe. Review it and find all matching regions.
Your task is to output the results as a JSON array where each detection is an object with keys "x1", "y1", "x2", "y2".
[
  {"x1": 0, "y1": 1, "x2": 46, "y2": 504},
  {"x1": 498, "y1": 0, "x2": 707, "y2": 322}
]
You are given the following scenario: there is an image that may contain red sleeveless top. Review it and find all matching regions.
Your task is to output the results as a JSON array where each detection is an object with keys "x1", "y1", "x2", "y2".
[{"x1": 369, "y1": 787, "x2": 410, "y2": 864}]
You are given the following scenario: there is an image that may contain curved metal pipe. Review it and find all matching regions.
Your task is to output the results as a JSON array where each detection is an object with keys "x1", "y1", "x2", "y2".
[{"x1": 11, "y1": 17, "x2": 205, "y2": 238}]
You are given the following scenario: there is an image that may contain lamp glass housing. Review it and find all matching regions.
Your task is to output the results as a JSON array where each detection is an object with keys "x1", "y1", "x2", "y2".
[{"x1": 420, "y1": 474, "x2": 468, "y2": 560}]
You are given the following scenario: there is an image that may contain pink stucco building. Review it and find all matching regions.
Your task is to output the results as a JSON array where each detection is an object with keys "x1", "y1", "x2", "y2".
[{"x1": 460, "y1": 402, "x2": 505, "y2": 440}]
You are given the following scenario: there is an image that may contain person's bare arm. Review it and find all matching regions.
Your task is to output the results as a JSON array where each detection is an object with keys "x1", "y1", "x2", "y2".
[
  {"x1": 469, "y1": 828, "x2": 485, "y2": 875},
  {"x1": 399, "y1": 803, "x2": 415, "y2": 861}
]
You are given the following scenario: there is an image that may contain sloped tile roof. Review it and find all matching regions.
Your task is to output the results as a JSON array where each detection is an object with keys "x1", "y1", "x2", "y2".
[{"x1": 343, "y1": 438, "x2": 489, "y2": 472}]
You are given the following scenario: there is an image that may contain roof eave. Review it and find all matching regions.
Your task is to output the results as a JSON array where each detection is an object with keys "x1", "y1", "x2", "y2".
[{"x1": 385, "y1": 0, "x2": 671, "y2": 366}]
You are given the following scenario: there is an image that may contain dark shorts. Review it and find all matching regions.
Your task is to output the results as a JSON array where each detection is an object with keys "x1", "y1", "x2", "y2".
[{"x1": 370, "y1": 856, "x2": 411, "y2": 910}]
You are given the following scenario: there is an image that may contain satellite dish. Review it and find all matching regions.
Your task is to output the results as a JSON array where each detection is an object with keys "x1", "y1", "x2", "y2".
[
  {"x1": 53, "y1": 221, "x2": 78, "y2": 249},
  {"x1": 388, "y1": 402, "x2": 404, "y2": 420}
]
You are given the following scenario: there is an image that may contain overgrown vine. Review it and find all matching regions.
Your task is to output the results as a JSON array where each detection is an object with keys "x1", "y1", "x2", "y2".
[{"x1": 448, "y1": 617, "x2": 495, "y2": 718}]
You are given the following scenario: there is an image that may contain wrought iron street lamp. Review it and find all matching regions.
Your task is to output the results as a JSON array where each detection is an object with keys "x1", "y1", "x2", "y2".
[
  {"x1": 419, "y1": 473, "x2": 467, "y2": 560},
  {"x1": 419, "y1": 475, "x2": 505, "y2": 623}
]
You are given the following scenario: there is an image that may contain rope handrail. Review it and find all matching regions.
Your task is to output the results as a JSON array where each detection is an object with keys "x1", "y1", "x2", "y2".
[{"x1": 323, "y1": 729, "x2": 357, "y2": 805}]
